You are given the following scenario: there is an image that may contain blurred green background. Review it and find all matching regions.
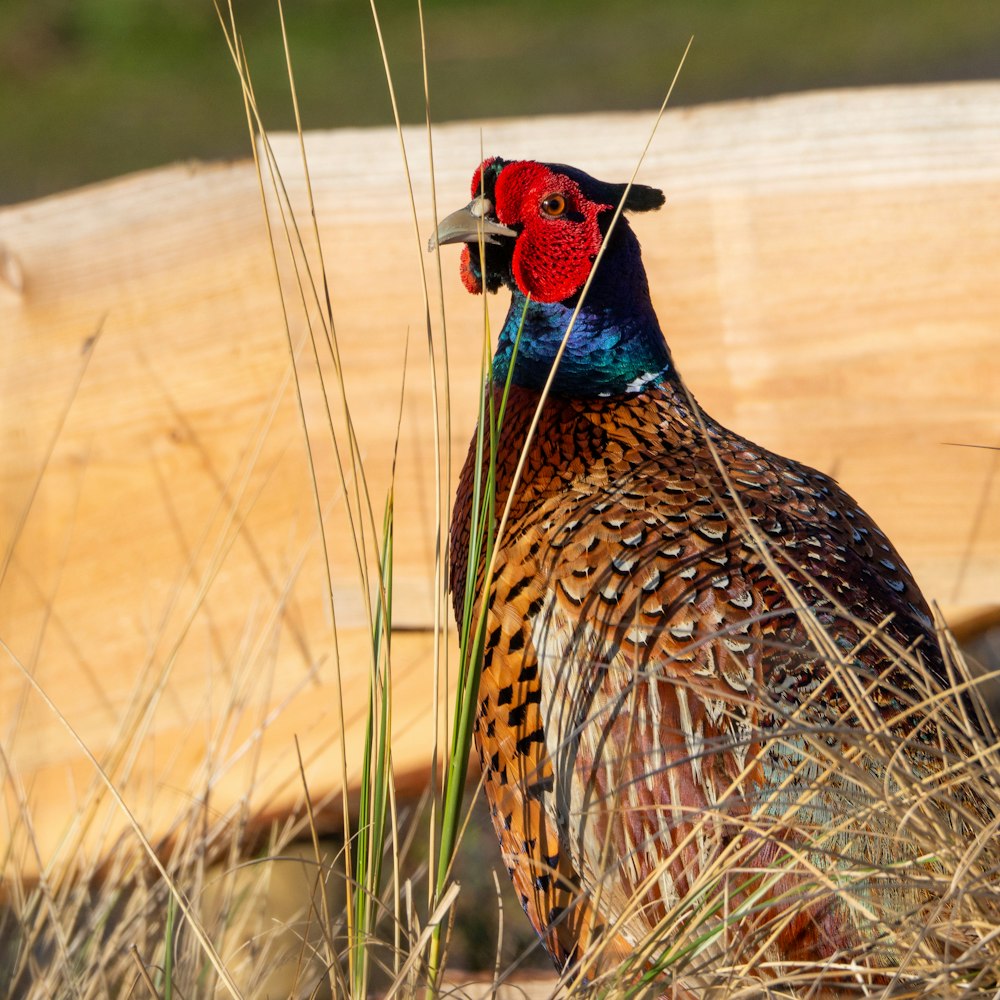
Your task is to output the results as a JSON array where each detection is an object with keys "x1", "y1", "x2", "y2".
[{"x1": 3, "y1": 0, "x2": 1000, "y2": 204}]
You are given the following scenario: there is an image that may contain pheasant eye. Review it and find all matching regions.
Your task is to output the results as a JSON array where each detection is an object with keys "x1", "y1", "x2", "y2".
[{"x1": 540, "y1": 193, "x2": 567, "y2": 218}]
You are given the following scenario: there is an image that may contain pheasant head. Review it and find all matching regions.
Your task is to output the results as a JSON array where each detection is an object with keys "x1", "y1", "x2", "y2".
[{"x1": 432, "y1": 158, "x2": 673, "y2": 396}]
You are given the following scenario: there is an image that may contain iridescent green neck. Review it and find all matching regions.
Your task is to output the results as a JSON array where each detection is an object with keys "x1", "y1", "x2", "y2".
[
  {"x1": 490, "y1": 217, "x2": 673, "y2": 397},
  {"x1": 492, "y1": 288, "x2": 672, "y2": 397}
]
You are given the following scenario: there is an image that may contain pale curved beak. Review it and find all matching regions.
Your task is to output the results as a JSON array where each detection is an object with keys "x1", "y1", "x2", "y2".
[{"x1": 427, "y1": 196, "x2": 518, "y2": 252}]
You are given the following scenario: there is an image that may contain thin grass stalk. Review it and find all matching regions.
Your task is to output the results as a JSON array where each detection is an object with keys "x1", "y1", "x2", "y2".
[
  {"x1": 478, "y1": 42, "x2": 693, "y2": 625},
  {"x1": 215, "y1": 2, "x2": 364, "y2": 977},
  {"x1": 385, "y1": 342, "x2": 412, "y2": 990},
  {"x1": 130, "y1": 945, "x2": 160, "y2": 999},
  {"x1": 381, "y1": 882, "x2": 462, "y2": 1000},
  {"x1": 256, "y1": 4, "x2": 388, "y2": 611},
  {"x1": 0, "y1": 321, "x2": 102, "y2": 592},
  {"x1": 415, "y1": 0, "x2": 453, "y2": 925},
  {"x1": 159, "y1": 893, "x2": 176, "y2": 1000},
  {"x1": 490, "y1": 869, "x2": 505, "y2": 1000},
  {"x1": 294, "y1": 736, "x2": 339, "y2": 993},
  {"x1": 425, "y1": 299, "x2": 530, "y2": 990},
  {"x1": 422, "y1": 340, "x2": 495, "y2": 992},
  {"x1": 388, "y1": 768, "x2": 403, "y2": 984},
  {"x1": 353, "y1": 496, "x2": 395, "y2": 998},
  {"x1": 364, "y1": 0, "x2": 448, "y2": 626},
  {"x1": 360, "y1": 12, "x2": 460, "y2": 937}
]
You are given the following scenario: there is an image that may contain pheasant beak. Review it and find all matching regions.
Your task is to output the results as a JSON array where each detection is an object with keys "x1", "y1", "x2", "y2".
[{"x1": 427, "y1": 196, "x2": 518, "y2": 251}]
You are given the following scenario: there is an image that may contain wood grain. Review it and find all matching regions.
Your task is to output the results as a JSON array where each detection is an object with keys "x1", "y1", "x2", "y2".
[{"x1": 1, "y1": 83, "x2": 998, "y2": 880}]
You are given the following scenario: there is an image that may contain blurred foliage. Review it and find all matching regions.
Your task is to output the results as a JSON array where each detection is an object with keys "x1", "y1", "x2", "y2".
[{"x1": 3, "y1": 0, "x2": 1000, "y2": 202}]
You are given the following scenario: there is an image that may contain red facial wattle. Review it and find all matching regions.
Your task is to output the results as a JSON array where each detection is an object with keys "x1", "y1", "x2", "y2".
[
  {"x1": 459, "y1": 244, "x2": 481, "y2": 294},
  {"x1": 493, "y1": 162, "x2": 609, "y2": 304}
]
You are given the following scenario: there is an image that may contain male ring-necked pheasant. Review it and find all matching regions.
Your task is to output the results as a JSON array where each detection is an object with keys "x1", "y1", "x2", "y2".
[{"x1": 433, "y1": 158, "x2": 989, "y2": 995}]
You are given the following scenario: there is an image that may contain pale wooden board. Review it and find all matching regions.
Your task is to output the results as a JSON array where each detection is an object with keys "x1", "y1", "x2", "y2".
[{"x1": 1, "y1": 83, "x2": 998, "y2": 880}]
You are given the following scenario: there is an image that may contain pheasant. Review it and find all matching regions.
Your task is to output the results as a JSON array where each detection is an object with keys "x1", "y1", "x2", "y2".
[{"x1": 433, "y1": 158, "x2": 991, "y2": 995}]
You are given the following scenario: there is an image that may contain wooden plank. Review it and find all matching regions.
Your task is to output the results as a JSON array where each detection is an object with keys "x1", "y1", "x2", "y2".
[{"x1": 1, "y1": 83, "x2": 998, "y2": 880}]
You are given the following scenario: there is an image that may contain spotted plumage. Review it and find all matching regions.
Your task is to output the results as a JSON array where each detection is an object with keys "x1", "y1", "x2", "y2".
[{"x1": 435, "y1": 158, "x2": 989, "y2": 994}]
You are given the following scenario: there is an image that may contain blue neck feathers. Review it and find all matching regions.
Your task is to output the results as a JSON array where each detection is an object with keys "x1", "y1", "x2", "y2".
[{"x1": 491, "y1": 226, "x2": 673, "y2": 397}]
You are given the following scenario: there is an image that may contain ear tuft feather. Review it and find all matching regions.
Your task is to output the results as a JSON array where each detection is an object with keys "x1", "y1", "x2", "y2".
[{"x1": 621, "y1": 183, "x2": 665, "y2": 213}]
